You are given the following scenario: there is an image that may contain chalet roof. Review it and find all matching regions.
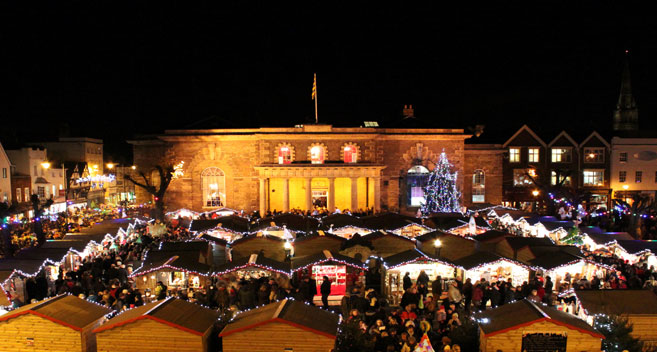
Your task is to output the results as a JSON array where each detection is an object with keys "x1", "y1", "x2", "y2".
[
  {"x1": 585, "y1": 232, "x2": 635, "y2": 245},
  {"x1": 453, "y1": 251, "x2": 506, "y2": 270},
  {"x1": 214, "y1": 254, "x2": 290, "y2": 275},
  {"x1": 579, "y1": 226, "x2": 604, "y2": 235},
  {"x1": 12, "y1": 247, "x2": 72, "y2": 262},
  {"x1": 319, "y1": 213, "x2": 365, "y2": 230},
  {"x1": 415, "y1": 230, "x2": 474, "y2": 244},
  {"x1": 382, "y1": 249, "x2": 458, "y2": 269},
  {"x1": 340, "y1": 233, "x2": 374, "y2": 250},
  {"x1": 574, "y1": 290, "x2": 657, "y2": 315},
  {"x1": 198, "y1": 234, "x2": 228, "y2": 246},
  {"x1": 615, "y1": 240, "x2": 657, "y2": 255},
  {"x1": 291, "y1": 250, "x2": 366, "y2": 272},
  {"x1": 360, "y1": 212, "x2": 422, "y2": 231},
  {"x1": 131, "y1": 247, "x2": 210, "y2": 276},
  {"x1": 252, "y1": 213, "x2": 319, "y2": 233},
  {"x1": 293, "y1": 232, "x2": 347, "y2": 245},
  {"x1": 425, "y1": 214, "x2": 489, "y2": 230},
  {"x1": 40, "y1": 239, "x2": 90, "y2": 252},
  {"x1": 363, "y1": 230, "x2": 415, "y2": 244},
  {"x1": 540, "y1": 221, "x2": 574, "y2": 231},
  {"x1": 94, "y1": 297, "x2": 220, "y2": 335},
  {"x1": 190, "y1": 215, "x2": 250, "y2": 233},
  {"x1": 220, "y1": 299, "x2": 339, "y2": 338},
  {"x1": 477, "y1": 299, "x2": 603, "y2": 338},
  {"x1": 0, "y1": 258, "x2": 53, "y2": 275},
  {"x1": 230, "y1": 234, "x2": 285, "y2": 246},
  {"x1": 0, "y1": 294, "x2": 111, "y2": 330},
  {"x1": 503, "y1": 237, "x2": 554, "y2": 251},
  {"x1": 472, "y1": 230, "x2": 512, "y2": 242},
  {"x1": 530, "y1": 251, "x2": 583, "y2": 270},
  {"x1": 158, "y1": 240, "x2": 209, "y2": 253}
]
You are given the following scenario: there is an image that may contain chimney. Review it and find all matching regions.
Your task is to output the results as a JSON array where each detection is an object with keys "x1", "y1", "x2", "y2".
[{"x1": 402, "y1": 104, "x2": 414, "y2": 119}]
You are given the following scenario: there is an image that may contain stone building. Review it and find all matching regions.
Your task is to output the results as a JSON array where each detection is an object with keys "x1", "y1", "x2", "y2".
[{"x1": 130, "y1": 124, "x2": 502, "y2": 215}]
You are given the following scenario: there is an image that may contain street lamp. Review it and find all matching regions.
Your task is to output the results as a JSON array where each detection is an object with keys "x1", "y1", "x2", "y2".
[
  {"x1": 284, "y1": 240, "x2": 293, "y2": 260},
  {"x1": 434, "y1": 238, "x2": 442, "y2": 257},
  {"x1": 106, "y1": 163, "x2": 114, "y2": 169},
  {"x1": 532, "y1": 190, "x2": 540, "y2": 197},
  {"x1": 41, "y1": 161, "x2": 51, "y2": 169}
]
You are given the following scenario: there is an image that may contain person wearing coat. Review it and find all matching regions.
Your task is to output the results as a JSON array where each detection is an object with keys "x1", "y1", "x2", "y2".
[
  {"x1": 447, "y1": 281, "x2": 462, "y2": 307},
  {"x1": 320, "y1": 276, "x2": 331, "y2": 308},
  {"x1": 403, "y1": 272, "x2": 412, "y2": 291}
]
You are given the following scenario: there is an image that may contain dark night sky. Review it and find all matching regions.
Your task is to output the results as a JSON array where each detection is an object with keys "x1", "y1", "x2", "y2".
[{"x1": 2, "y1": 2, "x2": 657, "y2": 161}]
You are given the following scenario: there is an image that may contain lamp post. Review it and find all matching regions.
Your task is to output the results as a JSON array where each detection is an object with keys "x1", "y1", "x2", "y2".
[
  {"x1": 532, "y1": 189, "x2": 540, "y2": 213},
  {"x1": 434, "y1": 238, "x2": 442, "y2": 257}
]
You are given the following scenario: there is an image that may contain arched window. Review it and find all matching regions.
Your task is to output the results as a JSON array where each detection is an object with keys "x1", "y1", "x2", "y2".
[
  {"x1": 472, "y1": 169, "x2": 485, "y2": 203},
  {"x1": 201, "y1": 167, "x2": 226, "y2": 207},
  {"x1": 343, "y1": 144, "x2": 358, "y2": 163},
  {"x1": 278, "y1": 146, "x2": 292, "y2": 164},
  {"x1": 407, "y1": 165, "x2": 430, "y2": 206},
  {"x1": 310, "y1": 145, "x2": 326, "y2": 164}
]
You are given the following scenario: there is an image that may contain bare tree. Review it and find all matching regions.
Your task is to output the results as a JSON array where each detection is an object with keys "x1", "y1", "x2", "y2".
[
  {"x1": 124, "y1": 165, "x2": 174, "y2": 220},
  {"x1": 0, "y1": 202, "x2": 15, "y2": 257}
]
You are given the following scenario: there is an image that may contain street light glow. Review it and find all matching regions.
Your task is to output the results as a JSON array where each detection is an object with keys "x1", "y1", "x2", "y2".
[
  {"x1": 107, "y1": 163, "x2": 114, "y2": 169},
  {"x1": 434, "y1": 239, "x2": 442, "y2": 247},
  {"x1": 622, "y1": 184, "x2": 629, "y2": 190},
  {"x1": 41, "y1": 161, "x2": 51, "y2": 169},
  {"x1": 284, "y1": 241, "x2": 292, "y2": 250},
  {"x1": 532, "y1": 190, "x2": 540, "y2": 196}
]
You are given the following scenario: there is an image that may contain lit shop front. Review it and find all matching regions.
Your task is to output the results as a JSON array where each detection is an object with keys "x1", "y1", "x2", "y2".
[
  {"x1": 292, "y1": 251, "x2": 368, "y2": 298},
  {"x1": 312, "y1": 265, "x2": 347, "y2": 296},
  {"x1": 213, "y1": 254, "x2": 291, "y2": 281},
  {"x1": 463, "y1": 259, "x2": 531, "y2": 286}
]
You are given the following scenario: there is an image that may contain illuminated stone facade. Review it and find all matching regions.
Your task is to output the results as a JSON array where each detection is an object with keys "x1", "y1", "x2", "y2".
[{"x1": 130, "y1": 125, "x2": 502, "y2": 214}]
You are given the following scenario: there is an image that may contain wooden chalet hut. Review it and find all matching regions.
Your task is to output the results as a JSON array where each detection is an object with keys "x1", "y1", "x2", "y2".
[
  {"x1": 530, "y1": 251, "x2": 609, "y2": 287},
  {"x1": 382, "y1": 249, "x2": 459, "y2": 305},
  {"x1": 415, "y1": 230, "x2": 476, "y2": 261},
  {"x1": 0, "y1": 271, "x2": 11, "y2": 307},
  {"x1": 425, "y1": 213, "x2": 490, "y2": 236},
  {"x1": 319, "y1": 213, "x2": 369, "y2": 238},
  {"x1": 190, "y1": 215, "x2": 250, "y2": 242},
  {"x1": 220, "y1": 298, "x2": 339, "y2": 352},
  {"x1": 0, "y1": 294, "x2": 111, "y2": 352},
  {"x1": 214, "y1": 253, "x2": 290, "y2": 282},
  {"x1": 363, "y1": 231, "x2": 416, "y2": 258},
  {"x1": 455, "y1": 252, "x2": 532, "y2": 286},
  {"x1": 360, "y1": 212, "x2": 425, "y2": 233},
  {"x1": 131, "y1": 242, "x2": 212, "y2": 293},
  {"x1": 477, "y1": 299, "x2": 604, "y2": 352},
  {"x1": 251, "y1": 213, "x2": 320, "y2": 237},
  {"x1": 94, "y1": 297, "x2": 220, "y2": 352},
  {"x1": 230, "y1": 234, "x2": 287, "y2": 262},
  {"x1": 292, "y1": 232, "x2": 346, "y2": 258},
  {"x1": 0, "y1": 258, "x2": 59, "y2": 304},
  {"x1": 572, "y1": 289, "x2": 657, "y2": 345},
  {"x1": 291, "y1": 250, "x2": 367, "y2": 304}
]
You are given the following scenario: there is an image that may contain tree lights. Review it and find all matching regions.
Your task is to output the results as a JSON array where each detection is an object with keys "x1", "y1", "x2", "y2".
[{"x1": 421, "y1": 152, "x2": 461, "y2": 215}]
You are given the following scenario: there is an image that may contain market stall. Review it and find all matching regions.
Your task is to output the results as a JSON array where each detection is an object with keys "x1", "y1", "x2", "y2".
[
  {"x1": 131, "y1": 251, "x2": 212, "y2": 292},
  {"x1": 382, "y1": 249, "x2": 459, "y2": 305},
  {"x1": 457, "y1": 252, "x2": 531, "y2": 286},
  {"x1": 531, "y1": 252, "x2": 612, "y2": 287},
  {"x1": 213, "y1": 253, "x2": 291, "y2": 282},
  {"x1": 291, "y1": 250, "x2": 367, "y2": 303}
]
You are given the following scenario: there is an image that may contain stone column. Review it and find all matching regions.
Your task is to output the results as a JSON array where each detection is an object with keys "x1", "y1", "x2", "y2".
[
  {"x1": 259, "y1": 178, "x2": 267, "y2": 216},
  {"x1": 373, "y1": 177, "x2": 381, "y2": 212},
  {"x1": 305, "y1": 178, "x2": 313, "y2": 211},
  {"x1": 328, "y1": 177, "x2": 335, "y2": 212},
  {"x1": 283, "y1": 178, "x2": 290, "y2": 212},
  {"x1": 351, "y1": 177, "x2": 358, "y2": 212}
]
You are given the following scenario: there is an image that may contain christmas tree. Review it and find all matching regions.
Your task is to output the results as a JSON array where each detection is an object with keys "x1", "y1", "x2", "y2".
[{"x1": 421, "y1": 152, "x2": 461, "y2": 215}]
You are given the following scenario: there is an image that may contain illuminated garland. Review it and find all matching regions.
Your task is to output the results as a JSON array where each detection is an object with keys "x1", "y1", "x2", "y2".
[
  {"x1": 212, "y1": 263, "x2": 291, "y2": 277},
  {"x1": 129, "y1": 264, "x2": 211, "y2": 278},
  {"x1": 291, "y1": 257, "x2": 368, "y2": 273},
  {"x1": 381, "y1": 248, "x2": 463, "y2": 271}
]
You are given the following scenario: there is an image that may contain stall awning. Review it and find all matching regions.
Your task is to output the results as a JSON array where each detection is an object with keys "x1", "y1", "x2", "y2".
[{"x1": 291, "y1": 250, "x2": 366, "y2": 273}]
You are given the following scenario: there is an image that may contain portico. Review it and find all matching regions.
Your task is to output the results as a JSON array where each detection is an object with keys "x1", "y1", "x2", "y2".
[{"x1": 254, "y1": 164, "x2": 385, "y2": 215}]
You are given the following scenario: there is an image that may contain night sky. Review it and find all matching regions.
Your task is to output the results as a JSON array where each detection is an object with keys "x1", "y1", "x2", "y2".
[{"x1": 2, "y1": 2, "x2": 657, "y2": 160}]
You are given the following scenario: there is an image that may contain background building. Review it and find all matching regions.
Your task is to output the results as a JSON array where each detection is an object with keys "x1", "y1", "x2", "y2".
[
  {"x1": 0, "y1": 142, "x2": 11, "y2": 203},
  {"x1": 130, "y1": 124, "x2": 502, "y2": 215},
  {"x1": 611, "y1": 137, "x2": 657, "y2": 201}
]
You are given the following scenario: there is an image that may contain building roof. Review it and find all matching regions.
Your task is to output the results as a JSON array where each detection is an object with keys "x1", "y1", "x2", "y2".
[
  {"x1": 453, "y1": 251, "x2": 505, "y2": 270},
  {"x1": 131, "y1": 246, "x2": 211, "y2": 276},
  {"x1": 530, "y1": 251, "x2": 583, "y2": 270},
  {"x1": 425, "y1": 214, "x2": 489, "y2": 230},
  {"x1": 574, "y1": 289, "x2": 657, "y2": 316},
  {"x1": 504, "y1": 237, "x2": 555, "y2": 251},
  {"x1": 291, "y1": 250, "x2": 366, "y2": 272},
  {"x1": 615, "y1": 240, "x2": 657, "y2": 255},
  {"x1": 293, "y1": 232, "x2": 346, "y2": 245},
  {"x1": 382, "y1": 249, "x2": 458, "y2": 269},
  {"x1": 0, "y1": 258, "x2": 52, "y2": 275},
  {"x1": 319, "y1": 213, "x2": 366, "y2": 230},
  {"x1": 214, "y1": 253, "x2": 290, "y2": 276},
  {"x1": 0, "y1": 294, "x2": 111, "y2": 330},
  {"x1": 220, "y1": 299, "x2": 339, "y2": 338},
  {"x1": 472, "y1": 230, "x2": 511, "y2": 242},
  {"x1": 360, "y1": 212, "x2": 422, "y2": 231},
  {"x1": 585, "y1": 232, "x2": 635, "y2": 245},
  {"x1": 190, "y1": 215, "x2": 250, "y2": 233},
  {"x1": 94, "y1": 297, "x2": 220, "y2": 335},
  {"x1": 477, "y1": 299, "x2": 603, "y2": 338},
  {"x1": 252, "y1": 213, "x2": 319, "y2": 233}
]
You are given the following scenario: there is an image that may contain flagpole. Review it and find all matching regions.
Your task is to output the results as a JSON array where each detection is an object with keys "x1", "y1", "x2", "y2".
[{"x1": 314, "y1": 73, "x2": 318, "y2": 124}]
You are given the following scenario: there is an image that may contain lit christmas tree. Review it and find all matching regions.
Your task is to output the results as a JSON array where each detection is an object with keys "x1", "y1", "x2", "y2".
[{"x1": 421, "y1": 151, "x2": 461, "y2": 215}]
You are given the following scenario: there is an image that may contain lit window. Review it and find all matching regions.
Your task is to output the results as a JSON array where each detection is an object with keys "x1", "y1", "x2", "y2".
[
  {"x1": 343, "y1": 144, "x2": 358, "y2": 163},
  {"x1": 24, "y1": 188, "x2": 29, "y2": 202},
  {"x1": 509, "y1": 148, "x2": 520, "y2": 163},
  {"x1": 619, "y1": 152, "x2": 627, "y2": 162},
  {"x1": 584, "y1": 148, "x2": 604, "y2": 163},
  {"x1": 16, "y1": 188, "x2": 21, "y2": 202},
  {"x1": 407, "y1": 165, "x2": 430, "y2": 206},
  {"x1": 278, "y1": 146, "x2": 292, "y2": 164},
  {"x1": 636, "y1": 171, "x2": 642, "y2": 183},
  {"x1": 472, "y1": 170, "x2": 485, "y2": 203},
  {"x1": 619, "y1": 171, "x2": 626, "y2": 183},
  {"x1": 528, "y1": 148, "x2": 539, "y2": 163},
  {"x1": 550, "y1": 171, "x2": 571, "y2": 186},
  {"x1": 551, "y1": 148, "x2": 572, "y2": 163},
  {"x1": 513, "y1": 169, "x2": 536, "y2": 187},
  {"x1": 583, "y1": 170, "x2": 604, "y2": 186},
  {"x1": 310, "y1": 145, "x2": 325, "y2": 164},
  {"x1": 201, "y1": 167, "x2": 226, "y2": 207},
  {"x1": 1, "y1": 168, "x2": 6, "y2": 178}
]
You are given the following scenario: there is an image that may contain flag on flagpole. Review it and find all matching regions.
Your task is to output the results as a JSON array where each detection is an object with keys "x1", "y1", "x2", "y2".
[
  {"x1": 413, "y1": 333, "x2": 435, "y2": 352},
  {"x1": 312, "y1": 73, "x2": 317, "y2": 100}
]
